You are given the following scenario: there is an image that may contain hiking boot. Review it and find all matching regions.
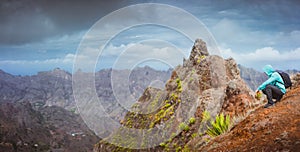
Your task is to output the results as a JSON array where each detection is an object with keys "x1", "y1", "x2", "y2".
[
  {"x1": 264, "y1": 103, "x2": 274, "y2": 108},
  {"x1": 276, "y1": 95, "x2": 283, "y2": 103}
]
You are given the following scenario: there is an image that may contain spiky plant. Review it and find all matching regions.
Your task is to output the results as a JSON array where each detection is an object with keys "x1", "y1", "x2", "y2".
[{"x1": 206, "y1": 113, "x2": 232, "y2": 137}]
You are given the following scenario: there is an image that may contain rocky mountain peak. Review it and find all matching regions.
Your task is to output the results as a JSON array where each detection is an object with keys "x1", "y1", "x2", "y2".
[
  {"x1": 95, "y1": 39, "x2": 257, "y2": 151},
  {"x1": 37, "y1": 67, "x2": 72, "y2": 80},
  {"x1": 184, "y1": 39, "x2": 209, "y2": 67},
  {"x1": 190, "y1": 38, "x2": 209, "y2": 57}
]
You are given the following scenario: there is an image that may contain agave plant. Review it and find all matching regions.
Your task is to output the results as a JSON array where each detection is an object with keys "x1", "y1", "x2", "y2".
[{"x1": 206, "y1": 113, "x2": 232, "y2": 137}]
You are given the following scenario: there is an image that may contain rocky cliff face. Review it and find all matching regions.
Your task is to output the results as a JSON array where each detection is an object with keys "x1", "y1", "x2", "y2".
[{"x1": 94, "y1": 39, "x2": 258, "y2": 151}]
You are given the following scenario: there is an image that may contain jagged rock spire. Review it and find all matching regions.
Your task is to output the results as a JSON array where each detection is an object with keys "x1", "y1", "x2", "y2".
[
  {"x1": 184, "y1": 39, "x2": 209, "y2": 67},
  {"x1": 189, "y1": 39, "x2": 209, "y2": 59}
]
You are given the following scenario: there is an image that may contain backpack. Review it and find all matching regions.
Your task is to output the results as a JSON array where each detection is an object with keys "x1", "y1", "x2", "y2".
[{"x1": 276, "y1": 70, "x2": 292, "y2": 89}]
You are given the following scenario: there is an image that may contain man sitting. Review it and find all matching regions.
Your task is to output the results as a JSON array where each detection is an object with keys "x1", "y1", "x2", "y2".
[{"x1": 256, "y1": 65, "x2": 286, "y2": 108}]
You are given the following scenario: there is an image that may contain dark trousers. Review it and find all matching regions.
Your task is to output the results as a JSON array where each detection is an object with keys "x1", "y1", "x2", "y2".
[{"x1": 262, "y1": 84, "x2": 284, "y2": 104}]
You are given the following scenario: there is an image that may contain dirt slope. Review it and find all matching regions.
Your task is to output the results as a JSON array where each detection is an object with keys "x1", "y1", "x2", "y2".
[{"x1": 200, "y1": 86, "x2": 300, "y2": 152}]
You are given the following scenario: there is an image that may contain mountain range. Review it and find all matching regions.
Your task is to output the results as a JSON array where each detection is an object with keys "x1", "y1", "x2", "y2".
[
  {"x1": 0, "y1": 41, "x2": 299, "y2": 151},
  {"x1": 0, "y1": 66, "x2": 171, "y2": 151}
]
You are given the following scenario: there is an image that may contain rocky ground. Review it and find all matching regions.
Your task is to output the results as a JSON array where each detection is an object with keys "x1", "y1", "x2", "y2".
[{"x1": 200, "y1": 86, "x2": 300, "y2": 152}]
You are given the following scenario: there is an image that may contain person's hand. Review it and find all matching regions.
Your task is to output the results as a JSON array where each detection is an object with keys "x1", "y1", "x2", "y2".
[{"x1": 255, "y1": 90, "x2": 262, "y2": 100}]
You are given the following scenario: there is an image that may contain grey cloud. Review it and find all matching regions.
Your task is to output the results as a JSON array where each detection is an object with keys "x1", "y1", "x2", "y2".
[
  {"x1": 0, "y1": 0, "x2": 140, "y2": 45},
  {"x1": 1, "y1": 0, "x2": 299, "y2": 45}
]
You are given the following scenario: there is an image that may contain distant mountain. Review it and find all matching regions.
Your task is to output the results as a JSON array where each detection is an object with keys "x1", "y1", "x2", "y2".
[
  {"x1": 0, "y1": 101, "x2": 99, "y2": 152},
  {"x1": 286, "y1": 69, "x2": 300, "y2": 76},
  {"x1": 0, "y1": 68, "x2": 73, "y2": 109},
  {"x1": 0, "y1": 67, "x2": 172, "y2": 151},
  {"x1": 0, "y1": 67, "x2": 171, "y2": 111},
  {"x1": 238, "y1": 65, "x2": 267, "y2": 91},
  {"x1": 0, "y1": 64, "x2": 296, "y2": 111}
]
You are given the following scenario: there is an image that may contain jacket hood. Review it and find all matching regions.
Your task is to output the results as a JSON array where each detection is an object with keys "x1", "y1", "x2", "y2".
[{"x1": 263, "y1": 65, "x2": 275, "y2": 77}]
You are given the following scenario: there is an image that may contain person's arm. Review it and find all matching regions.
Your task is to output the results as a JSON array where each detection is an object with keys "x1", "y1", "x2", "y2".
[{"x1": 257, "y1": 74, "x2": 277, "y2": 91}]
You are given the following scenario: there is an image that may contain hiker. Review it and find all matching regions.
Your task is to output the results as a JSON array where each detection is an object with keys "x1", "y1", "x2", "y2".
[{"x1": 256, "y1": 65, "x2": 286, "y2": 108}]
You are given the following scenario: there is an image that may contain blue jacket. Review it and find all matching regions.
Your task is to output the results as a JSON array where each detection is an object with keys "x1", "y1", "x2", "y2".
[{"x1": 257, "y1": 65, "x2": 286, "y2": 94}]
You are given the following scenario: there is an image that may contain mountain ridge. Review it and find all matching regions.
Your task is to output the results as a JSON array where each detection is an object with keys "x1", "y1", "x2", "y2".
[
  {"x1": 93, "y1": 39, "x2": 300, "y2": 152},
  {"x1": 0, "y1": 42, "x2": 299, "y2": 151},
  {"x1": 0, "y1": 66, "x2": 172, "y2": 151},
  {"x1": 94, "y1": 39, "x2": 259, "y2": 151},
  {"x1": 0, "y1": 66, "x2": 172, "y2": 111}
]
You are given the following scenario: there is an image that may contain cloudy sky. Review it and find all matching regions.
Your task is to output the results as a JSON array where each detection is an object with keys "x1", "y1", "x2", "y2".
[{"x1": 1, "y1": 0, "x2": 299, "y2": 75}]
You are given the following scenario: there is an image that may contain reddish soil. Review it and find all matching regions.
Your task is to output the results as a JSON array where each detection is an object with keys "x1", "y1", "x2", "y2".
[{"x1": 200, "y1": 86, "x2": 300, "y2": 152}]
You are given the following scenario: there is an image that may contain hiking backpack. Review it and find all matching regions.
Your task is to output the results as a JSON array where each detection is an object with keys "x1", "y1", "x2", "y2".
[{"x1": 276, "y1": 70, "x2": 292, "y2": 89}]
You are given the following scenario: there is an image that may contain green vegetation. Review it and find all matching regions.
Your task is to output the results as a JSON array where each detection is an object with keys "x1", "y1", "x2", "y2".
[
  {"x1": 159, "y1": 142, "x2": 167, "y2": 147},
  {"x1": 170, "y1": 132, "x2": 177, "y2": 139},
  {"x1": 182, "y1": 145, "x2": 190, "y2": 152},
  {"x1": 148, "y1": 92, "x2": 162, "y2": 111},
  {"x1": 131, "y1": 103, "x2": 139, "y2": 109},
  {"x1": 202, "y1": 110, "x2": 211, "y2": 122},
  {"x1": 206, "y1": 113, "x2": 232, "y2": 137},
  {"x1": 119, "y1": 76, "x2": 185, "y2": 150},
  {"x1": 189, "y1": 117, "x2": 196, "y2": 125},
  {"x1": 255, "y1": 91, "x2": 262, "y2": 100},
  {"x1": 179, "y1": 122, "x2": 190, "y2": 132},
  {"x1": 176, "y1": 78, "x2": 182, "y2": 92},
  {"x1": 150, "y1": 105, "x2": 175, "y2": 128},
  {"x1": 149, "y1": 80, "x2": 183, "y2": 128},
  {"x1": 175, "y1": 146, "x2": 182, "y2": 152},
  {"x1": 189, "y1": 77, "x2": 194, "y2": 82},
  {"x1": 70, "y1": 108, "x2": 76, "y2": 113},
  {"x1": 191, "y1": 133, "x2": 198, "y2": 138},
  {"x1": 197, "y1": 55, "x2": 206, "y2": 64},
  {"x1": 164, "y1": 103, "x2": 171, "y2": 109},
  {"x1": 191, "y1": 69, "x2": 196, "y2": 74},
  {"x1": 170, "y1": 93, "x2": 178, "y2": 101}
]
